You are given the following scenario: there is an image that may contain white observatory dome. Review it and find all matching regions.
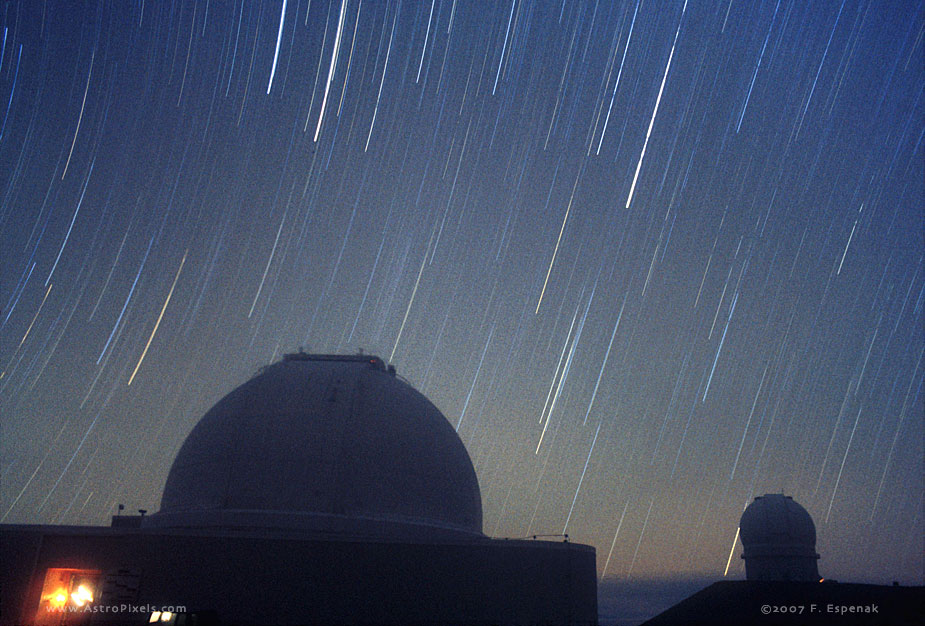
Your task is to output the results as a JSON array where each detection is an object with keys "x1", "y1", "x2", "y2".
[
  {"x1": 739, "y1": 493, "x2": 820, "y2": 581},
  {"x1": 144, "y1": 354, "x2": 483, "y2": 539}
]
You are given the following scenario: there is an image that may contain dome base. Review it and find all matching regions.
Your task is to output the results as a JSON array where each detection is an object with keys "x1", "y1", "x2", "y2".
[{"x1": 142, "y1": 508, "x2": 483, "y2": 541}]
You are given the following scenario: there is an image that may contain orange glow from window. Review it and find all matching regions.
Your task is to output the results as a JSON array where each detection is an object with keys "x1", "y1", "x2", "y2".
[
  {"x1": 48, "y1": 589, "x2": 68, "y2": 607},
  {"x1": 35, "y1": 568, "x2": 101, "y2": 625}
]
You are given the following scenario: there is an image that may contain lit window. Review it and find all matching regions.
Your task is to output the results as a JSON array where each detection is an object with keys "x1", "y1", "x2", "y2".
[
  {"x1": 150, "y1": 612, "x2": 162, "y2": 623},
  {"x1": 35, "y1": 568, "x2": 100, "y2": 625}
]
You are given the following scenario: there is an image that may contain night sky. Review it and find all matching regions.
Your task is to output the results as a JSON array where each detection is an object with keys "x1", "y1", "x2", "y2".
[{"x1": 1, "y1": 0, "x2": 922, "y2": 593}]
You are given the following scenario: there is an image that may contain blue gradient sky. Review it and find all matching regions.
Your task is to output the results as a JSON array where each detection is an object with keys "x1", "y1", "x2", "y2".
[{"x1": 1, "y1": 0, "x2": 922, "y2": 591}]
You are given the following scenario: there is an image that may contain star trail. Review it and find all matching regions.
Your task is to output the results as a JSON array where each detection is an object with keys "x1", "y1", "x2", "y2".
[{"x1": 1, "y1": 0, "x2": 922, "y2": 593}]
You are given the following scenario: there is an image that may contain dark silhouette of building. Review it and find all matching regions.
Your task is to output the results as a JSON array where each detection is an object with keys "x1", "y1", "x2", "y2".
[
  {"x1": 2, "y1": 353, "x2": 598, "y2": 625},
  {"x1": 641, "y1": 580, "x2": 921, "y2": 625}
]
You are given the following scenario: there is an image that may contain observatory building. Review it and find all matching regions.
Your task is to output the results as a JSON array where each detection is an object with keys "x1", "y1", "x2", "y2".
[
  {"x1": 739, "y1": 493, "x2": 820, "y2": 582},
  {"x1": 642, "y1": 494, "x2": 922, "y2": 625},
  {"x1": 146, "y1": 352, "x2": 483, "y2": 539},
  {"x1": 1, "y1": 353, "x2": 597, "y2": 625}
]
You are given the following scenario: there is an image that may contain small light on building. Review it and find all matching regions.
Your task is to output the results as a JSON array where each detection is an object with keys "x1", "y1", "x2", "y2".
[
  {"x1": 160, "y1": 611, "x2": 173, "y2": 622},
  {"x1": 149, "y1": 611, "x2": 161, "y2": 623}
]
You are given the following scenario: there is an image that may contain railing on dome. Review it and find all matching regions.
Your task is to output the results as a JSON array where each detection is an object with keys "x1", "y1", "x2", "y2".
[
  {"x1": 282, "y1": 351, "x2": 390, "y2": 373},
  {"x1": 501, "y1": 534, "x2": 570, "y2": 543}
]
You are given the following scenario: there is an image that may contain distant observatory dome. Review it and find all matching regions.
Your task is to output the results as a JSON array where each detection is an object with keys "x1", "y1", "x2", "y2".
[
  {"x1": 144, "y1": 353, "x2": 483, "y2": 539},
  {"x1": 739, "y1": 493, "x2": 820, "y2": 581}
]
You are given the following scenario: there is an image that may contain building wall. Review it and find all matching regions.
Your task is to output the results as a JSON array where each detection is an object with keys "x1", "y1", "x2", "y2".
[
  {"x1": 2, "y1": 525, "x2": 597, "y2": 625},
  {"x1": 743, "y1": 553, "x2": 820, "y2": 582}
]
